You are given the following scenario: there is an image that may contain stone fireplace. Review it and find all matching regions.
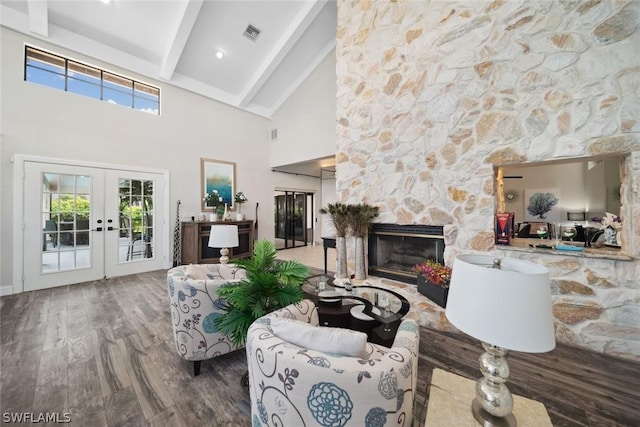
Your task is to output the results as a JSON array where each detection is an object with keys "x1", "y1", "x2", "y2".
[
  {"x1": 368, "y1": 224, "x2": 444, "y2": 284},
  {"x1": 336, "y1": 1, "x2": 639, "y2": 361}
]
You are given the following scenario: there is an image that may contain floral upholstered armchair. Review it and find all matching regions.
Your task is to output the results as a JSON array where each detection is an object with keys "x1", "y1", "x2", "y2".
[
  {"x1": 246, "y1": 299, "x2": 420, "y2": 426},
  {"x1": 167, "y1": 263, "x2": 246, "y2": 376}
]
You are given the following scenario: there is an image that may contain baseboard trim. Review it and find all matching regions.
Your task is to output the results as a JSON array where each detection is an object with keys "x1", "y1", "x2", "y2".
[{"x1": 0, "y1": 285, "x2": 14, "y2": 296}]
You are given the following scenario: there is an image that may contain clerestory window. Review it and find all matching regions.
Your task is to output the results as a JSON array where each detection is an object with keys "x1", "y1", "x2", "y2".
[{"x1": 24, "y1": 46, "x2": 160, "y2": 115}]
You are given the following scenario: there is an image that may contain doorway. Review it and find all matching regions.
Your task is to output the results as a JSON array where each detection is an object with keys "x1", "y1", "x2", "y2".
[
  {"x1": 274, "y1": 191, "x2": 314, "y2": 250},
  {"x1": 21, "y1": 159, "x2": 167, "y2": 291}
]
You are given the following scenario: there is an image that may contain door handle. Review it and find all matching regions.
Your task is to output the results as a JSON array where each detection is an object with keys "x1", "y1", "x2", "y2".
[{"x1": 94, "y1": 227, "x2": 103, "y2": 232}]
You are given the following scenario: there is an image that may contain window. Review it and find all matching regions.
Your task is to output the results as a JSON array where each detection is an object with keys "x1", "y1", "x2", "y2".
[{"x1": 24, "y1": 46, "x2": 160, "y2": 115}]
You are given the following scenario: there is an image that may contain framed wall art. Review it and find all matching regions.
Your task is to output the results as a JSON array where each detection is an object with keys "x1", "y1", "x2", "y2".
[
  {"x1": 524, "y1": 188, "x2": 560, "y2": 223},
  {"x1": 201, "y1": 158, "x2": 236, "y2": 211}
]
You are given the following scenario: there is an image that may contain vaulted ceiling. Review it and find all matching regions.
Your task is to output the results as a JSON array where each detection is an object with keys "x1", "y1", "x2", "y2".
[{"x1": 0, "y1": 0, "x2": 337, "y2": 118}]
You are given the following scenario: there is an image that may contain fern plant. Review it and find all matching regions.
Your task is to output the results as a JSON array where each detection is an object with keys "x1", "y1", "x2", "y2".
[{"x1": 214, "y1": 239, "x2": 310, "y2": 346}]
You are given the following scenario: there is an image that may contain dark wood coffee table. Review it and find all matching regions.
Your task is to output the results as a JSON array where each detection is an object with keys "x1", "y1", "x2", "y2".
[{"x1": 302, "y1": 274, "x2": 410, "y2": 347}]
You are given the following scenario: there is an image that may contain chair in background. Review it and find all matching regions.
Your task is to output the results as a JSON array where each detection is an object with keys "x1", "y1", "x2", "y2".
[
  {"x1": 246, "y1": 299, "x2": 420, "y2": 426},
  {"x1": 43, "y1": 219, "x2": 57, "y2": 251},
  {"x1": 166, "y1": 263, "x2": 246, "y2": 376},
  {"x1": 76, "y1": 219, "x2": 90, "y2": 245}
]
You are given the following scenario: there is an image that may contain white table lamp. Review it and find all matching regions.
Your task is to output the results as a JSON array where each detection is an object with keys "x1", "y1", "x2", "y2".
[
  {"x1": 445, "y1": 254, "x2": 555, "y2": 427},
  {"x1": 208, "y1": 224, "x2": 239, "y2": 264}
]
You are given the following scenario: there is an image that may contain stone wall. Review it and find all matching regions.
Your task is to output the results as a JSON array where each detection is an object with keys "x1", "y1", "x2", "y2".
[{"x1": 336, "y1": 0, "x2": 640, "y2": 360}]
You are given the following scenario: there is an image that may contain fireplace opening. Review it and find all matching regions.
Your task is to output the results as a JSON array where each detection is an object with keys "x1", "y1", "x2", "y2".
[{"x1": 368, "y1": 224, "x2": 445, "y2": 284}]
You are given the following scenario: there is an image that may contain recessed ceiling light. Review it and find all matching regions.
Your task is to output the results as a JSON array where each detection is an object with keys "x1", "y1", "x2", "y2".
[
  {"x1": 101, "y1": 0, "x2": 112, "y2": 4},
  {"x1": 215, "y1": 50, "x2": 225, "y2": 59}
]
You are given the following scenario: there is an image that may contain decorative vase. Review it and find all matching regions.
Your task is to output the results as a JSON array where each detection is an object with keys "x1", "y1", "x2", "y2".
[
  {"x1": 236, "y1": 213, "x2": 245, "y2": 221},
  {"x1": 417, "y1": 275, "x2": 449, "y2": 308},
  {"x1": 604, "y1": 227, "x2": 617, "y2": 245},
  {"x1": 335, "y1": 236, "x2": 348, "y2": 279},
  {"x1": 223, "y1": 204, "x2": 231, "y2": 221},
  {"x1": 354, "y1": 236, "x2": 366, "y2": 280},
  {"x1": 209, "y1": 213, "x2": 218, "y2": 222}
]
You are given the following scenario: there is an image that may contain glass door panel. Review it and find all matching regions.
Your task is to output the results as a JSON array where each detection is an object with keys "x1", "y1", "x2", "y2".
[
  {"x1": 25, "y1": 162, "x2": 104, "y2": 291},
  {"x1": 43, "y1": 173, "x2": 93, "y2": 272},
  {"x1": 117, "y1": 178, "x2": 155, "y2": 262},
  {"x1": 105, "y1": 170, "x2": 164, "y2": 278},
  {"x1": 274, "y1": 191, "x2": 315, "y2": 250}
]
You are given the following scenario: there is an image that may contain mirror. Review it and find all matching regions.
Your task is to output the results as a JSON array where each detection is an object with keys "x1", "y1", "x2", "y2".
[{"x1": 497, "y1": 156, "x2": 622, "y2": 239}]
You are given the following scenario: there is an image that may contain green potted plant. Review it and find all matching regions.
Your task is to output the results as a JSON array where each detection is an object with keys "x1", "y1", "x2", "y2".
[
  {"x1": 346, "y1": 203, "x2": 379, "y2": 280},
  {"x1": 203, "y1": 189, "x2": 224, "y2": 221},
  {"x1": 320, "y1": 203, "x2": 350, "y2": 278},
  {"x1": 412, "y1": 259, "x2": 452, "y2": 308},
  {"x1": 214, "y1": 239, "x2": 310, "y2": 346}
]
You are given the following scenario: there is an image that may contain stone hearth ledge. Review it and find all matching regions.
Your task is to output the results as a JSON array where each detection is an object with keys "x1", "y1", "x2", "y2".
[{"x1": 498, "y1": 238, "x2": 633, "y2": 262}]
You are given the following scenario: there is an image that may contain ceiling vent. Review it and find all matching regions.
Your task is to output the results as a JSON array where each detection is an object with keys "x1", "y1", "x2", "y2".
[{"x1": 243, "y1": 24, "x2": 261, "y2": 41}]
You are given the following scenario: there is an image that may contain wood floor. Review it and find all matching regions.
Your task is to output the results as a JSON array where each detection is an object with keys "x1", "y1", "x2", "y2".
[{"x1": 1, "y1": 269, "x2": 639, "y2": 426}]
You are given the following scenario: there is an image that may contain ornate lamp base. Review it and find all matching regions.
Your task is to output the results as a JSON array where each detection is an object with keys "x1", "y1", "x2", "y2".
[
  {"x1": 219, "y1": 247, "x2": 230, "y2": 264},
  {"x1": 472, "y1": 399, "x2": 516, "y2": 427},
  {"x1": 472, "y1": 342, "x2": 517, "y2": 426}
]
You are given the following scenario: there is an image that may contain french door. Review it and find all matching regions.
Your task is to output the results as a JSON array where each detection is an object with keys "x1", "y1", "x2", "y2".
[{"x1": 23, "y1": 161, "x2": 166, "y2": 291}]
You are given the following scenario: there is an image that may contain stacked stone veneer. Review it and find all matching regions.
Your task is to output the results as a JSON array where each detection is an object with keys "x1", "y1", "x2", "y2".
[{"x1": 336, "y1": 0, "x2": 640, "y2": 360}]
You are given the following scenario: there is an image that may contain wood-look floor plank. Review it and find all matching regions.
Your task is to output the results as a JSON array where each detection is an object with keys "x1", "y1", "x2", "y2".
[
  {"x1": 42, "y1": 310, "x2": 68, "y2": 351},
  {"x1": 115, "y1": 335, "x2": 175, "y2": 420},
  {"x1": 2, "y1": 269, "x2": 639, "y2": 427},
  {"x1": 145, "y1": 406, "x2": 188, "y2": 427},
  {"x1": 103, "y1": 387, "x2": 145, "y2": 426},
  {"x1": 0, "y1": 348, "x2": 41, "y2": 415},
  {"x1": 68, "y1": 356, "x2": 105, "y2": 420},
  {"x1": 91, "y1": 327, "x2": 132, "y2": 397},
  {"x1": 32, "y1": 346, "x2": 68, "y2": 416}
]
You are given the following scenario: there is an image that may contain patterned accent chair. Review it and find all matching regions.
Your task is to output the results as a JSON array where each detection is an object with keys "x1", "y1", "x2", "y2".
[
  {"x1": 167, "y1": 263, "x2": 246, "y2": 376},
  {"x1": 246, "y1": 299, "x2": 420, "y2": 427}
]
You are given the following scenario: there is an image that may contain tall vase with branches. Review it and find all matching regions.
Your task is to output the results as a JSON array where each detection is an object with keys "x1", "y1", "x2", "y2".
[
  {"x1": 347, "y1": 203, "x2": 379, "y2": 280},
  {"x1": 320, "y1": 203, "x2": 350, "y2": 278}
]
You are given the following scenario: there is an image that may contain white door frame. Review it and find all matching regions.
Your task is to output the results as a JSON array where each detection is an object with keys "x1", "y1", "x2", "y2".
[{"x1": 12, "y1": 154, "x2": 171, "y2": 294}]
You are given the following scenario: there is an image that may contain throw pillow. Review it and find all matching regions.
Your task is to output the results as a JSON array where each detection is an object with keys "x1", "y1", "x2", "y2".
[{"x1": 270, "y1": 317, "x2": 368, "y2": 358}]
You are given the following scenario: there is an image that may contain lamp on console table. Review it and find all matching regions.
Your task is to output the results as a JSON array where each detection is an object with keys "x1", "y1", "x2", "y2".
[
  {"x1": 208, "y1": 224, "x2": 239, "y2": 264},
  {"x1": 445, "y1": 255, "x2": 555, "y2": 427}
]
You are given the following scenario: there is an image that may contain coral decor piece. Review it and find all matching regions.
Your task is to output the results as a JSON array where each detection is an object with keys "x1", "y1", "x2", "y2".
[{"x1": 527, "y1": 192, "x2": 559, "y2": 220}]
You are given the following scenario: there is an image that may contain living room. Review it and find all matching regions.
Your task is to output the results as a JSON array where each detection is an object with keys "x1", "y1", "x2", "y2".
[{"x1": 2, "y1": 1, "x2": 640, "y2": 426}]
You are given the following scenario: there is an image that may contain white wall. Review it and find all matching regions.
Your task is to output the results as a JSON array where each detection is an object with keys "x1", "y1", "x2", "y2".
[
  {"x1": 270, "y1": 51, "x2": 336, "y2": 168},
  {"x1": 0, "y1": 27, "x2": 320, "y2": 292},
  {"x1": 320, "y1": 176, "x2": 337, "y2": 238},
  {"x1": 270, "y1": 51, "x2": 338, "y2": 240}
]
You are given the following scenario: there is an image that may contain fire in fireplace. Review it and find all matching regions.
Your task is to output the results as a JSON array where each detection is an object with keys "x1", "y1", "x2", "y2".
[{"x1": 368, "y1": 223, "x2": 445, "y2": 284}]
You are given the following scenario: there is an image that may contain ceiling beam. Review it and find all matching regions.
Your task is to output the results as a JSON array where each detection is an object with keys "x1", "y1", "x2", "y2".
[
  {"x1": 238, "y1": 0, "x2": 327, "y2": 108},
  {"x1": 159, "y1": 0, "x2": 203, "y2": 81},
  {"x1": 27, "y1": 0, "x2": 48, "y2": 37}
]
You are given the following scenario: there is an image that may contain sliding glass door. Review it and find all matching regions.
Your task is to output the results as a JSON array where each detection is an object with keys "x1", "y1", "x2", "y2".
[{"x1": 274, "y1": 191, "x2": 314, "y2": 250}]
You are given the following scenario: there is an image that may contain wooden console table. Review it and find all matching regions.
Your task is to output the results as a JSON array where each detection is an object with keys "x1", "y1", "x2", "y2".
[
  {"x1": 181, "y1": 220, "x2": 254, "y2": 264},
  {"x1": 425, "y1": 368, "x2": 552, "y2": 426}
]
